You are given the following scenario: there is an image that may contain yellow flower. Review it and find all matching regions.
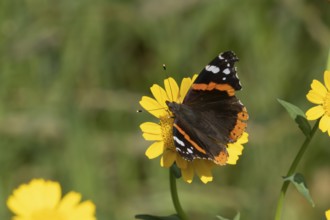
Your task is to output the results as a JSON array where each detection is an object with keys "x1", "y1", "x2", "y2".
[
  {"x1": 325, "y1": 209, "x2": 330, "y2": 220},
  {"x1": 306, "y1": 70, "x2": 330, "y2": 135},
  {"x1": 7, "y1": 179, "x2": 96, "y2": 220},
  {"x1": 326, "y1": 209, "x2": 330, "y2": 220},
  {"x1": 139, "y1": 75, "x2": 248, "y2": 183}
]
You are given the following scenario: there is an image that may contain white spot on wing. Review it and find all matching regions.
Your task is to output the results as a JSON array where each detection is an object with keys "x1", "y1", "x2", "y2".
[
  {"x1": 222, "y1": 77, "x2": 226, "y2": 81},
  {"x1": 173, "y1": 136, "x2": 185, "y2": 147},
  {"x1": 187, "y1": 148, "x2": 193, "y2": 154},
  {"x1": 205, "y1": 65, "x2": 220, "y2": 74},
  {"x1": 219, "y1": 54, "x2": 224, "y2": 60},
  {"x1": 223, "y1": 68, "x2": 231, "y2": 75}
]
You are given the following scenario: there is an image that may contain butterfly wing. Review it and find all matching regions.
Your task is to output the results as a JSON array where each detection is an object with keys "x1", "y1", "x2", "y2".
[{"x1": 170, "y1": 51, "x2": 248, "y2": 165}]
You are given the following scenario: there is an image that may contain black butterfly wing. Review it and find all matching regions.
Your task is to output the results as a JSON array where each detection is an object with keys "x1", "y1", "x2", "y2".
[
  {"x1": 188, "y1": 50, "x2": 242, "y2": 94},
  {"x1": 171, "y1": 91, "x2": 246, "y2": 165},
  {"x1": 168, "y1": 51, "x2": 248, "y2": 165}
]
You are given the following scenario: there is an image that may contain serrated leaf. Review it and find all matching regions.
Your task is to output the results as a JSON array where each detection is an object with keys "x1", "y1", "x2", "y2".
[
  {"x1": 283, "y1": 173, "x2": 315, "y2": 207},
  {"x1": 216, "y1": 212, "x2": 240, "y2": 220},
  {"x1": 295, "y1": 115, "x2": 312, "y2": 137},
  {"x1": 277, "y1": 99, "x2": 305, "y2": 120},
  {"x1": 135, "y1": 214, "x2": 180, "y2": 220}
]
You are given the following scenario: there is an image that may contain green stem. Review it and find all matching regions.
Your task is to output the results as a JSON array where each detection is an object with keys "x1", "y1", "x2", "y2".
[
  {"x1": 274, "y1": 120, "x2": 319, "y2": 220},
  {"x1": 169, "y1": 169, "x2": 188, "y2": 220}
]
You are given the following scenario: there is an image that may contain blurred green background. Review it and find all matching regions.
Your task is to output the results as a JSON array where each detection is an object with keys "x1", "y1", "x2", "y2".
[{"x1": 0, "y1": 0, "x2": 329, "y2": 219}]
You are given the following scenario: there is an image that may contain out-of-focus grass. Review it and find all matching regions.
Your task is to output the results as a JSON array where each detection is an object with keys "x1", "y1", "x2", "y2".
[{"x1": 0, "y1": 0, "x2": 329, "y2": 219}]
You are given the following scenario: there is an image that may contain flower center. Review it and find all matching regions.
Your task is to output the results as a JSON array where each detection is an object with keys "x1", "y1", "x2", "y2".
[
  {"x1": 159, "y1": 115, "x2": 175, "y2": 151},
  {"x1": 324, "y1": 92, "x2": 330, "y2": 116}
]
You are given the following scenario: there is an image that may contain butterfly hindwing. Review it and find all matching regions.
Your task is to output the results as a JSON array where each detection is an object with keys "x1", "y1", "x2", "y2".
[{"x1": 172, "y1": 120, "x2": 210, "y2": 161}]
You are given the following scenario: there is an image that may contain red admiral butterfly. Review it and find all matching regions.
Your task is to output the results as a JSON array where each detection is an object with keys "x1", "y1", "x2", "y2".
[{"x1": 166, "y1": 51, "x2": 248, "y2": 165}]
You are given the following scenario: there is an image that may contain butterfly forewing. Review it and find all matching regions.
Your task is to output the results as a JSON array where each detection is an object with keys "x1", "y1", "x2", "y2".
[{"x1": 189, "y1": 51, "x2": 241, "y2": 91}]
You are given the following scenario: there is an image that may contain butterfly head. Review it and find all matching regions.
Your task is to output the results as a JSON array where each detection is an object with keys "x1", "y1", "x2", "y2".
[{"x1": 166, "y1": 101, "x2": 180, "y2": 115}]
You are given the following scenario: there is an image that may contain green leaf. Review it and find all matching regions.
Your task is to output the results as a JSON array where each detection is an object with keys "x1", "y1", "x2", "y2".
[
  {"x1": 233, "y1": 213, "x2": 241, "y2": 220},
  {"x1": 295, "y1": 115, "x2": 312, "y2": 137},
  {"x1": 283, "y1": 173, "x2": 315, "y2": 207},
  {"x1": 278, "y1": 99, "x2": 311, "y2": 136},
  {"x1": 135, "y1": 214, "x2": 180, "y2": 220},
  {"x1": 277, "y1": 99, "x2": 305, "y2": 120},
  {"x1": 216, "y1": 212, "x2": 240, "y2": 220}
]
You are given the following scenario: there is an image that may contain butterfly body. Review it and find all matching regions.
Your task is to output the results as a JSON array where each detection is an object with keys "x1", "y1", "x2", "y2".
[{"x1": 166, "y1": 51, "x2": 248, "y2": 165}]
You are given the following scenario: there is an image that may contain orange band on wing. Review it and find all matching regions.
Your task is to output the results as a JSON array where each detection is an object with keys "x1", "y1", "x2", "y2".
[
  {"x1": 192, "y1": 82, "x2": 235, "y2": 96},
  {"x1": 214, "y1": 151, "x2": 228, "y2": 166},
  {"x1": 230, "y1": 107, "x2": 249, "y2": 141},
  {"x1": 173, "y1": 123, "x2": 206, "y2": 154},
  {"x1": 230, "y1": 120, "x2": 247, "y2": 141},
  {"x1": 238, "y1": 107, "x2": 249, "y2": 120}
]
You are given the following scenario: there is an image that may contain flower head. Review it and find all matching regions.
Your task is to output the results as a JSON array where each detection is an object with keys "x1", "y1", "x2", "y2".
[
  {"x1": 306, "y1": 70, "x2": 330, "y2": 135},
  {"x1": 139, "y1": 75, "x2": 248, "y2": 183},
  {"x1": 326, "y1": 209, "x2": 330, "y2": 220},
  {"x1": 7, "y1": 179, "x2": 96, "y2": 220}
]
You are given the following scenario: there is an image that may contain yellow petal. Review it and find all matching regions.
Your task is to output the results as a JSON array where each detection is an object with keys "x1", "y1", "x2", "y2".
[
  {"x1": 319, "y1": 115, "x2": 330, "y2": 133},
  {"x1": 200, "y1": 175, "x2": 213, "y2": 184},
  {"x1": 142, "y1": 132, "x2": 162, "y2": 141},
  {"x1": 326, "y1": 209, "x2": 330, "y2": 220},
  {"x1": 181, "y1": 165, "x2": 194, "y2": 183},
  {"x1": 139, "y1": 96, "x2": 166, "y2": 118},
  {"x1": 140, "y1": 122, "x2": 161, "y2": 135},
  {"x1": 311, "y1": 80, "x2": 327, "y2": 97},
  {"x1": 175, "y1": 153, "x2": 188, "y2": 169},
  {"x1": 227, "y1": 132, "x2": 248, "y2": 164},
  {"x1": 179, "y1": 77, "x2": 193, "y2": 103},
  {"x1": 145, "y1": 141, "x2": 164, "y2": 159},
  {"x1": 192, "y1": 74, "x2": 198, "y2": 82},
  {"x1": 58, "y1": 192, "x2": 96, "y2": 220},
  {"x1": 150, "y1": 84, "x2": 169, "y2": 108},
  {"x1": 236, "y1": 132, "x2": 249, "y2": 144},
  {"x1": 306, "y1": 105, "x2": 325, "y2": 120},
  {"x1": 71, "y1": 200, "x2": 96, "y2": 220},
  {"x1": 228, "y1": 144, "x2": 243, "y2": 156},
  {"x1": 193, "y1": 160, "x2": 213, "y2": 184},
  {"x1": 324, "y1": 70, "x2": 330, "y2": 91},
  {"x1": 227, "y1": 143, "x2": 244, "y2": 165},
  {"x1": 178, "y1": 74, "x2": 198, "y2": 103},
  {"x1": 160, "y1": 150, "x2": 176, "y2": 167},
  {"x1": 164, "y1": 77, "x2": 179, "y2": 102},
  {"x1": 307, "y1": 90, "x2": 325, "y2": 104},
  {"x1": 7, "y1": 179, "x2": 61, "y2": 216},
  {"x1": 58, "y1": 191, "x2": 81, "y2": 212}
]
